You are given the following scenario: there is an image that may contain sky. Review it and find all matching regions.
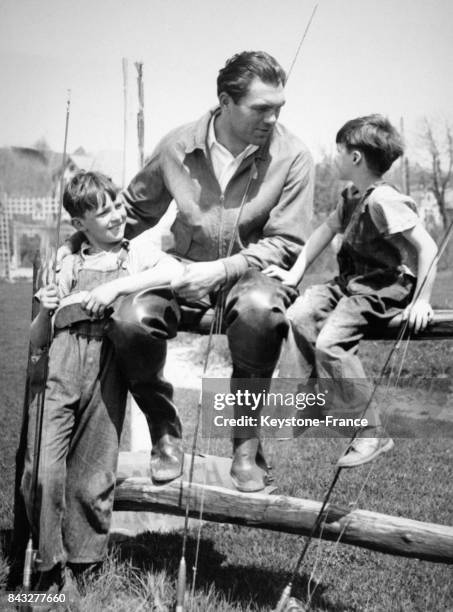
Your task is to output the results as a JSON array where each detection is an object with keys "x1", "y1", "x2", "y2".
[{"x1": 1, "y1": 0, "x2": 453, "y2": 171}]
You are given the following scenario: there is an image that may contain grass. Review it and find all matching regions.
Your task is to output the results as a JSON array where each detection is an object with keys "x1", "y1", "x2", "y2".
[{"x1": 1, "y1": 276, "x2": 453, "y2": 611}]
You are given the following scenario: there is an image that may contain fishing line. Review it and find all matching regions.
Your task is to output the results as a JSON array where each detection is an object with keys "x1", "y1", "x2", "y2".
[
  {"x1": 306, "y1": 334, "x2": 412, "y2": 608},
  {"x1": 287, "y1": 5, "x2": 319, "y2": 81},
  {"x1": 176, "y1": 7, "x2": 320, "y2": 606},
  {"x1": 176, "y1": 166, "x2": 256, "y2": 611},
  {"x1": 22, "y1": 90, "x2": 71, "y2": 600},
  {"x1": 274, "y1": 217, "x2": 453, "y2": 611}
]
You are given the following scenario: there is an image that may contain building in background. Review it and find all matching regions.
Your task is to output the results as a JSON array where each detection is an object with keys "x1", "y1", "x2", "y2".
[
  {"x1": 0, "y1": 146, "x2": 125, "y2": 279},
  {"x1": 0, "y1": 145, "x2": 173, "y2": 280}
]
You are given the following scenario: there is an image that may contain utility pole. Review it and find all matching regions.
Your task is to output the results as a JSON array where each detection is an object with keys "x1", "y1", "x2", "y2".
[
  {"x1": 122, "y1": 58, "x2": 128, "y2": 189},
  {"x1": 0, "y1": 200, "x2": 11, "y2": 280},
  {"x1": 135, "y1": 62, "x2": 145, "y2": 169},
  {"x1": 400, "y1": 117, "x2": 410, "y2": 195}
]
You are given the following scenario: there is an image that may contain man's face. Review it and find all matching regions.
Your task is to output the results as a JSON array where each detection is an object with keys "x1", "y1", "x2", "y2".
[
  {"x1": 221, "y1": 77, "x2": 286, "y2": 149},
  {"x1": 73, "y1": 193, "x2": 127, "y2": 250}
]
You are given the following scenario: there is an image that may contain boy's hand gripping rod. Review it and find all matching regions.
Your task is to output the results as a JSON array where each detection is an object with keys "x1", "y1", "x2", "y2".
[{"x1": 21, "y1": 91, "x2": 71, "y2": 594}]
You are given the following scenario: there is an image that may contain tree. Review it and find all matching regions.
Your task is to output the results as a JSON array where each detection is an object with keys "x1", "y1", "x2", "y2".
[
  {"x1": 308, "y1": 154, "x2": 342, "y2": 274},
  {"x1": 314, "y1": 152, "x2": 341, "y2": 220},
  {"x1": 19, "y1": 233, "x2": 41, "y2": 267},
  {"x1": 419, "y1": 118, "x2": 453, "y2": 228},
  {"x1": 33, "y1": 137, "x2": 51, "y2": 153}
]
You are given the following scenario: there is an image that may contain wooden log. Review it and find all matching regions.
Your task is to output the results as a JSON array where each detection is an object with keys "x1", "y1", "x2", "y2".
[
  {"x1": 180, "y1": 308, "x2": 453, "y2": 340},
  {"x1": 366, "y1": 309, "x2": 453, "y2": 340},
  {"x1": 114, "y1": 475, "x2": 453, "y2": 564}
]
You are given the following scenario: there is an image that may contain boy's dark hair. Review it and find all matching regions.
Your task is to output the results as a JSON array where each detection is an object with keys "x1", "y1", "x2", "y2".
[
  {"x1": 336, "y1": 114, "x2": 404, "y2": 175},
  {"x1": 217, "y1": 51, "x2": 286, "y2": 103},
  {"x1": 63, "y1": 171, "x2": 119, "y2": 218}
]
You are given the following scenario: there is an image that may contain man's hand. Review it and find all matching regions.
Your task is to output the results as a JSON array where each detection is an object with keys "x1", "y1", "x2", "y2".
[
  {"x1": 402, "y1": 299, "x2": 434, "y2": 334},
  {"x1": 37, "y1": 284, "x2": 60, "y2": 313},
  {"x1": 263, "y1": 264, "x2": 300, "y2": 287},
  {"x1": 171, "y1": 261, "x2": 226, "y2": 301},
  {"x1": 81, "y1": 283, "x2": 120, "y2": 318}
]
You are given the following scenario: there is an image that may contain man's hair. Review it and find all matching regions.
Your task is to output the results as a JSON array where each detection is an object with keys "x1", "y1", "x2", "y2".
[
  {"x1": 336, "y1": 114, "x2": 404, "y2": 175},
  {"x1": 217, "y1": 51, "x2": 286, "y2": 103},
  {"x1": 63, "y1": 171, "x2": 119, "y2": 218}
]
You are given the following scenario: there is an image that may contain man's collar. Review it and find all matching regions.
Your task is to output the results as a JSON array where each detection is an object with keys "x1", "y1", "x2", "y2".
[
  {"x1": 184, "y1": 106, "x2": 270, "y2": 161},
  {"x1": 207, "y1": 110, "x2": 219, "y2": 150},
  {"x1": 207, "y1": 114, "x2": 258, "y2": 159},
  {"x1": 183, "y1": 107, "x2": 219, "y2": 155}
]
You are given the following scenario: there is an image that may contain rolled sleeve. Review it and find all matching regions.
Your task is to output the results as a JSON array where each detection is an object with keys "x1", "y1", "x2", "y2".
[
  {"x1": 368, "y1": 186, "x2": 419, "y2": 237},
  {"x1": 122, "y1": 143, "x2": 173, "y2": 240},
  {"x1": 325, "y1": 185, "x2": 357, "y2": 234},
  {"x1": 127, "y1": 236, "x2": 170, "y2": 273},
  {"x1": 220, "y1": 253, "x2": 249, "y2": 284}
]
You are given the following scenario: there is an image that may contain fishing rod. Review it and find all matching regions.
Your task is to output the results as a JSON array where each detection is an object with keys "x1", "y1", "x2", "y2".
[
  {"x1": 21, "y1": 90, "x2": 71, "y2": 595},
  {"x1": 175, "y1": 165, "x2": 256, "y2": 612},
  {"x1": 174, "y1": 293, "x2": 224, "y2": 612},
  {"x1": 10, "y1": 251, "x2": 44, "y2": 594},
  {"x1": 286, "y1": 4, "x2": 318, "y2": 81},
  {"x1": 272, "y1": 217, "x2": 453, "y2": 612},
  {"x1": 175, "y1": 7, "x2": 319, "y2": 610},
  {"x1": 303, "y1": 215, "x2": 452, "y2": 607}
]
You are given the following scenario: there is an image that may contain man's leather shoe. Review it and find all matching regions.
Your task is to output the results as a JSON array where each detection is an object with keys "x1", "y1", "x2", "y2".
[
  {"x1": 231, "y1": 438, "x2": 266, "y2": 492},
  {"x1": 150, "y1": 434, "x2": 184, "y2": 482},
  {"x1": 337, "y1": 436, "x2": 394, "y2": 468}
]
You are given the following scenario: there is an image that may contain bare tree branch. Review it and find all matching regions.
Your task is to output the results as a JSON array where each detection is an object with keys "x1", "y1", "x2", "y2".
[
  {"x1": 420, "y1": 118, "x2": 453, "y2": 228},
  {"x1": 442, "y1": 123, "x2": 453, "y2": 193}
]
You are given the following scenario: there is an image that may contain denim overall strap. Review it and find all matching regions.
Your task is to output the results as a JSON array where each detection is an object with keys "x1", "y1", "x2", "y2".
[
  {"x1": 70, "y1": 240, "x2": 130, "y2": 293},
  {"x1": 336, "y1": 184, "x2": 415, "y2": 301},
  {"x1": 64, "y1": 241, "x2": 130, "y2": 339}
]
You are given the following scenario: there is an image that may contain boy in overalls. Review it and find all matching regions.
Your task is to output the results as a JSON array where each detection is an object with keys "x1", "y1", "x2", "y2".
[
  {"x1": 21, "y1": 171, "x2": 183, "y2": 598},
  {"x1": 265, "y1": 115, "x2": 438, "y2": 468}
]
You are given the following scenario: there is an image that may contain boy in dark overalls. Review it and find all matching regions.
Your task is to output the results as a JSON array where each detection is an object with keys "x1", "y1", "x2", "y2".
[
  {"x1": 265, "y1": 115, "x2": 438, "y2": 467},
  {"x1": 21, "y1": 171, "x2": 183, "y2": 598}
]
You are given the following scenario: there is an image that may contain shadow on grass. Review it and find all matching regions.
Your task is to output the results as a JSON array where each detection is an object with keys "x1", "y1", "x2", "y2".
[
  {"x1": 110, "y1": 531, "x2": 351, "y2": 612},
  {"x1": 0, "y1": 530, "x2": 12, "y2": 558}
]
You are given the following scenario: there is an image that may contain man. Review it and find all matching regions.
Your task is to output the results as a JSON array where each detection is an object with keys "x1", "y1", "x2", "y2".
[{"x1": 117, "y1": 50, "x2": 314, "y2": 492}]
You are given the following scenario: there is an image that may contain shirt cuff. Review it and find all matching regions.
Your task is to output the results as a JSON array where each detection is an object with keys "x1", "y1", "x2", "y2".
[{"x1": 220, "y1": 254, "x2": 249, "y2": 284}]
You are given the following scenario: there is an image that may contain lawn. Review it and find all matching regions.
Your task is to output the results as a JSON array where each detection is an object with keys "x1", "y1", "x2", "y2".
[{"x1": 0, "y1": 275, "x2": 452, "y2": 611}]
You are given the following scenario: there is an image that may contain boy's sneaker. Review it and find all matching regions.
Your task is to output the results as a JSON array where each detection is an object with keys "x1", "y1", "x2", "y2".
[{"x1": 337, "y1": 436, "x2": 394, "y2": 468}]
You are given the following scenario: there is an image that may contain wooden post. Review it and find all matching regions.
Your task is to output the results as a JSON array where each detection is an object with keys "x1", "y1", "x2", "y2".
[
  {"x1": 114, "y1": 468, "x2": 453, "y2": 564},
  {"x1": 0, "y1": 200, "x2": 11, "y2": 280},
  {"x1": 404, "y1": 156, "x2": 411, "y2": 197},
  {"x1": 135, "y1": 62, "x2": 145, "y2": 169},
  {"x1": 400, "y1": 117, "x2": 410, "y2": 195},
  {"x1": 122, "y1": 58, "x2": 128, "y2": 189}
]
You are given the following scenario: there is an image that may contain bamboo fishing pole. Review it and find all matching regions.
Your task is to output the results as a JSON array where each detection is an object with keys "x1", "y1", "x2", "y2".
[
  {"x1": 8, "y1": 251, "x2": 44, "y2": 593},
  {"x1": 21, "y1": 91, "x2": 71, "y2": 594}
]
